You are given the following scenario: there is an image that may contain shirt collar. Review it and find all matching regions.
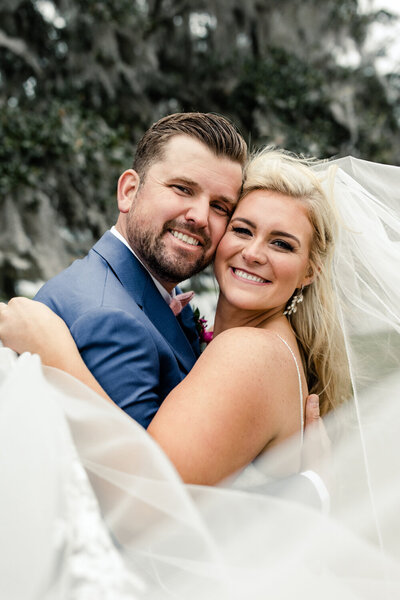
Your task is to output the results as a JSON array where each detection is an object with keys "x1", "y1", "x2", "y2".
[{"x1": 110, "y1": 226, "x2": 176, "y2": 303}]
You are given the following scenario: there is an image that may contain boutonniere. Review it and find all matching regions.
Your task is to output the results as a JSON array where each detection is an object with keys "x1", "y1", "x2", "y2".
[{"x1": 193, "y1": 307, "x2": 213, "y2": 350}]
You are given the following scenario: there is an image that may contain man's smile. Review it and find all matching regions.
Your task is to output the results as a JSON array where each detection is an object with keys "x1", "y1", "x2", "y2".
[{"x1": 169, "y1": 229, "x2": 201, "y2": 247}]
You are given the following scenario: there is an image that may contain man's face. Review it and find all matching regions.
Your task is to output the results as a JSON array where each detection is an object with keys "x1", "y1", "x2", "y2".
[{"x1": 119, "y1": 135, "x2": 243, "y2": 291}]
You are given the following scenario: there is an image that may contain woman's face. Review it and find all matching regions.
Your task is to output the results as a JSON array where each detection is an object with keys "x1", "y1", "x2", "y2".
[{"x1": 214, "y1": 189, "x2": 314, "y2": 313}]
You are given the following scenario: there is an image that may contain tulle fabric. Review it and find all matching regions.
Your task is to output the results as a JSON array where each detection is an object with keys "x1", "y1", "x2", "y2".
[
  {"x1": 1, "y1": 348, "x2": 400, "y2": 599},
  {"x1": 0, "y1": 156, "x2": 400, "y2": 598}
]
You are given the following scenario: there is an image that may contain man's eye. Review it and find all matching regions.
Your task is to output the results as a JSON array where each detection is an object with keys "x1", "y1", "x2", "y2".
[
  {"x1": 172, "y1": 185, "x2": 191, "y2": 195},
  {"x1": 232, "y1": 226, "x2": 252, "y2": 236},
  {"x1": 272, "y1": 239, "x2": 294, "y2": 251},
  {"x1": 211, "y1": 203, "x2": 231, "y2": 216}
]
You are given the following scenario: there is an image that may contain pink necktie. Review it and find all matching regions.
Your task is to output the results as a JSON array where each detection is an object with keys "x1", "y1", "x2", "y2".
[{"x1": 169, "y1": 291, "x2": 195, "y2": 316}]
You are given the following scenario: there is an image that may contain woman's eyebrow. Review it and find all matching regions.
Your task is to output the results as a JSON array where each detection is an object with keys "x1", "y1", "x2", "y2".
[{"x1": 230, "y1": 217, "x2": 256, "y2": 227}]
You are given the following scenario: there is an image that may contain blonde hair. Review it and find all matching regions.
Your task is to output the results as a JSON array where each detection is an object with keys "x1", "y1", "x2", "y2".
[{"x1": 241, "y1": 147, "x2": 351, "y2": 415}]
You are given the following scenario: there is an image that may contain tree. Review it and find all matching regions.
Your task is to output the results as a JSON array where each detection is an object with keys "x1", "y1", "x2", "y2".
[{"x1": 0, "y1": 0, "x2": 398, "y2": 298}]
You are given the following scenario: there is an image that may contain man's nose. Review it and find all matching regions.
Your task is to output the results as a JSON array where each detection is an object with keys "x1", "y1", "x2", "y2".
[{"x1": 184, "y1": 198, "x2": 209, "y2": 229}]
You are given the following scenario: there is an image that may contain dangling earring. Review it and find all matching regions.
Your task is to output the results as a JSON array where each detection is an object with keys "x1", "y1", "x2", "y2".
[{"x1": 283, "y1": 285, "x2": 304, "y2": 316}]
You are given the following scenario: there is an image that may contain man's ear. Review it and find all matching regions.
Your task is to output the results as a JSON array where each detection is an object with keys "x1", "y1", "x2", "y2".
[{"x1": 117, "y1": 169, "x2": 140, "y2": 213}]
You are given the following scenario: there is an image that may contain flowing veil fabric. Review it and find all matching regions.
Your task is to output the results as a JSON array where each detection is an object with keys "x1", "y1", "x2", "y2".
[{"x1": 0, "y1": 157, "x2": 400, "y2": 599}]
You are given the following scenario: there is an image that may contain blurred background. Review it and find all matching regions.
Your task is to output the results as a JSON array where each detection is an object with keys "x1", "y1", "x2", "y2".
[{"x1": 1, "y1": 0, "x2": 399, "y2": 306}]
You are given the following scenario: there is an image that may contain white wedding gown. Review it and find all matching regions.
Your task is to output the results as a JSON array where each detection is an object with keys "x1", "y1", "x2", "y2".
[{"x1": 1, "y1": 156, "x2": 400, "y2": 599}]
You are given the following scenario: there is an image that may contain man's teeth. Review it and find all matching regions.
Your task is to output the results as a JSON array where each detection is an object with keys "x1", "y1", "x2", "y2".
[
  {"x1": 171, "y1": 231, "x2": 200, "y2": 246},
  {"x1": 234, "y1": 268, "x2": 267, "y2": 283}
]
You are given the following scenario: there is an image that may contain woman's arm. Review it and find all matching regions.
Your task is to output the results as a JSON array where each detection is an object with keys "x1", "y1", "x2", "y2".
[
  {"x1": 148, "y1": 327, "x2": 303, "y2": 484},
  {"x1": 0, "y1": 298, "x2": 303, "y2": 485}
]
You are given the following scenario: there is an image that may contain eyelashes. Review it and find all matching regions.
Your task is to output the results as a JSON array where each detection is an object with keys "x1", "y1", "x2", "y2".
[
  {"x1": 271, "y1": 240, "x2": 294, "y2": 251},
  {"x1": 212, "y1": 203, "x2": 232, "y2": 216},
  {"x1": 231, "y1": 227, "x2": 295, "y2": 251},
  {"x1": 231, "y1": 226, "x2": 252, "y2": 235},
  {"x1": 170, "y1": 186, "x2": 232, "y2": 217}
]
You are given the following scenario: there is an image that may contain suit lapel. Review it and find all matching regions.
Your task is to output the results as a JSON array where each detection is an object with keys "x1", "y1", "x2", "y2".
[
  {"x1": 92, "y1": 232, "x2": 198, "y2": 372},
  {"x1": 176, "y1": 301, "x2": 201, "y2": 358},
  {"x1": 141, "y1": 286, "x2": 198, "y2": 371}
]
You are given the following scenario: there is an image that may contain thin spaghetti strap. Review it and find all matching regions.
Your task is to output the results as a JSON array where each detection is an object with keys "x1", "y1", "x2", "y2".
[{"x1": 266, "y1": 332, "x2": 304, "y2": 447}]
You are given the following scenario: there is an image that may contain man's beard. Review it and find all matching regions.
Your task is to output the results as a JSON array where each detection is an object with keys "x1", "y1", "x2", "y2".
[{"x1": 127, "y1": 219, "x2": 213, "y2": 284}]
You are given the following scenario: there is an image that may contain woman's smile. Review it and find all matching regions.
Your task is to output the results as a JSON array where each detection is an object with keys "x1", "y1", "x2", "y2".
[{"x1": 230, "y1": 267, "x2": 271, "y2": 285}]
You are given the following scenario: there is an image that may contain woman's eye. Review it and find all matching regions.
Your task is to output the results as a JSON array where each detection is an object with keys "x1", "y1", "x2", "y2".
[
  {"x1": 272, "y1": 239, "x2": 294, "y2": 251},
  {"x1": 232, "y1": 226, "x2": 252, "y2": 236}
]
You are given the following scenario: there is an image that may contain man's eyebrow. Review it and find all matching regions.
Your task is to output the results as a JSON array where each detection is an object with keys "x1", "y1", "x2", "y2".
[
  {"x1": 230, "y1": 218, "x2": 301, "y2": 245},
  {"x1": 168, "y1": 177, "x2": 199, "y2": 188}
]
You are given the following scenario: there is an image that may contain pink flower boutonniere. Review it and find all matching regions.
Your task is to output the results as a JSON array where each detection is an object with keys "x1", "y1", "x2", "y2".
[{"x1": 193, "y1": 307, "x2": 213, "y2": 350}]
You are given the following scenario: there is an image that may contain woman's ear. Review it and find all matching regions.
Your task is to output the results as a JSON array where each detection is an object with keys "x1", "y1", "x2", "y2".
[
  {"x1": 117, "y1": 169, "x2": 140, "y2": 214},
  {"x1": 302, "y1": 261, "x2": 320, "y2": 287}
]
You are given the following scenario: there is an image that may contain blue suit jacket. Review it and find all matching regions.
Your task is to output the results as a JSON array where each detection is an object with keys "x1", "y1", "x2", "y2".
[{"x1": 35, "y1": 232, "x2": 200, "y2": 428}]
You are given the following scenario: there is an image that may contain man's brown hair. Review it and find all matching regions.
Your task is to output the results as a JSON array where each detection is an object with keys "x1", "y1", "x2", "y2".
[{"x1": 133, "y1": 112, "x2": 247, "y2": 179}]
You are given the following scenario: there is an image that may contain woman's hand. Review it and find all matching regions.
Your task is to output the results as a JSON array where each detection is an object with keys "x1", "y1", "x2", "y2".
[
  {"x1": 0, "y1": 297, "x2": 75, "y2": 368},
  {"x1": 0, "y1": 297, "x2": 113, "y2": 402}
]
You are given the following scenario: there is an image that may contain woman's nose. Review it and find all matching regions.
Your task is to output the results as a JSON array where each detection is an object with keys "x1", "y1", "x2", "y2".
[{"x1": 241, "y1": 241, "x2": 267, "y2": 264}]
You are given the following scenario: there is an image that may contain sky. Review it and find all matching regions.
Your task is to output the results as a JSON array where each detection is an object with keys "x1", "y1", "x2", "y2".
[{"x1": 361, "y1": 0, "x2": 400, "y2": 73}]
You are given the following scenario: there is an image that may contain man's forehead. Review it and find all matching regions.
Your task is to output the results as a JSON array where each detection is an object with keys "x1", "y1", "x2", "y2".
[
  {"x1": 157, "y1": 135, "x2": 242, "y2": 170},
  {"x1": 147, "y1": 135, "x2": 243, "y2": 197}
]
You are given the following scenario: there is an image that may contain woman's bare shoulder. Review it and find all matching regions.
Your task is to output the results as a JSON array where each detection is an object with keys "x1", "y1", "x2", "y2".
[
  {"x1": 150, "y1": 326, "x2": 303, "y2": 484},
  {"x1": 203, "y1": 326, "x2": 294, "y2": 369}
]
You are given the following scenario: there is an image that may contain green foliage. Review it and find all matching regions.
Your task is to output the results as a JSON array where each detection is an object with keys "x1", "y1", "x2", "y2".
[
  {"x1": 0, "y1": 0, "x2": 399, "y2": 297},
  {"x1": 227, "y1": 49, "x2": 348, "y2": 156},
  {"x1": 0, "y1": 100, "x2": 130, "y2": 213},
  {"x1": 74, "y1": 0, "x2": 140, "y2": 21}
]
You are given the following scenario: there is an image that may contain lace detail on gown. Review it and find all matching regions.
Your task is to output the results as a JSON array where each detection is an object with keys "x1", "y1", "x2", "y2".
[{"x1": 59, "y1": 448, "x2": 145, "y2": 599}]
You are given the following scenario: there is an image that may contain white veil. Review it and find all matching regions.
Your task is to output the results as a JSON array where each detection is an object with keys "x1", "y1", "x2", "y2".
[
  {"x1": 321, "y1": 156, "x2": 400, "y2": 563},
  {"x1": 0, "y1": 157, "x2": 400, "y2": 599}
]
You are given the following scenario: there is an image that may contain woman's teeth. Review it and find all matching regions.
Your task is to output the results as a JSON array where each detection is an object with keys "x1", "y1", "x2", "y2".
[
  {"x1": 233, "y1": 268, "x2": 267, "y2": 283},
  {"x1": 171, "y1": 231, "x2": 200, "y2": 246}
]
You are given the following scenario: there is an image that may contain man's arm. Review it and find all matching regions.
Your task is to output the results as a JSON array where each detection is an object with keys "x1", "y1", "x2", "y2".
[
  {"x1": 300, "y1": 395, "x2": 331, "y2": 512},
  {"x1": 71, "y1": 308, "x2": 163, "y2": 428}
]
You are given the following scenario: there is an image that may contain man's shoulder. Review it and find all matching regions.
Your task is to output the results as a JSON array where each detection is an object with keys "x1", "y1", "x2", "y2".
[
  {"x1": 34, "y1": 238, "x2": 142, "y2": 322},
  {"x1": 35, "y1": 231, "x2": 133, "y2": 294},
  {"x1": 35, "y1": 249, "x2": 108, "y2": 308}
]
